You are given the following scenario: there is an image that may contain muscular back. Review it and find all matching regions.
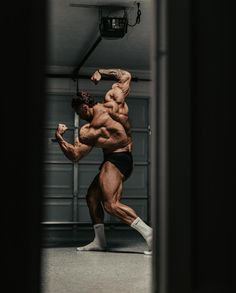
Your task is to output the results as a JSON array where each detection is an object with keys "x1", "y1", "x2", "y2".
[
  {"x1": 87, "y1": 69, "x2": 133, "y2": 152},
  {"x1": 79, "y1": 103, "x2": 132, "y2": 153},
  {"x1": 104, "y1": 87, "x2": 129, "y2": 116}
]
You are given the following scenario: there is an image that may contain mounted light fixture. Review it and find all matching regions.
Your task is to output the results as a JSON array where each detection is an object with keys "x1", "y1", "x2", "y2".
[
  {"x1": 99, "y1": 17, "x2": 128, "y2": 38},
  {"x1": 99, "y1": 12, "x2": 128, "y2": 39},
  {"x1": 70, "y1": 1, "x2": 141, "y2": 39},
  {"x1": 99, "y1": 2, "x2": 141, "y2": 39}
]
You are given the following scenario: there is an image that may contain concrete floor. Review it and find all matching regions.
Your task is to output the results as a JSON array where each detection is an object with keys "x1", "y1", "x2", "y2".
[{"x1": 40, "y1": 229, "x2": 152, "y2": 293}]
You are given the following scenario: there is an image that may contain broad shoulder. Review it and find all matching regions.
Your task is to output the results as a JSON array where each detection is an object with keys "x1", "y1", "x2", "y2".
[
  {"x1": 93, "y1": 103, "x2": 107, "y2": 113},
  {"x1": 91, "y1": 103, "x2": 109, "y2": 127}
]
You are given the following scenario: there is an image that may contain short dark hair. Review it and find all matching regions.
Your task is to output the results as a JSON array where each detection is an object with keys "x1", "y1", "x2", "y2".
[{"x1": 71, "y1": 91, "x2": 96, "y2": 109}]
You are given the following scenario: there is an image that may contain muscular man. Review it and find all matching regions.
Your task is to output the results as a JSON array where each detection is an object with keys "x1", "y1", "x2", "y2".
[{"x1": 55, "y1": 71, "x2": 152, "y2": 255}]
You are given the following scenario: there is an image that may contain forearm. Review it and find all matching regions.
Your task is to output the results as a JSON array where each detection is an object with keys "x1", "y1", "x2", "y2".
[
  {"x1": 98, "y1": 69, "x2": 130, "y2": 81},
  {"x1": 55, "y1": 132, "x2": 79, "y2": 162}
]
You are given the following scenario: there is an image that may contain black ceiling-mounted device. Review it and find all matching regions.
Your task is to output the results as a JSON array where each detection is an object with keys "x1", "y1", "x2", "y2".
[
  {"x1": 70, "y1": 1, "x2": 141, "y2": 39},
  {"x1": 99, "y1": 16, "x2": 128, "y2": 39},
  {"x1": 98, "y1": 2, "x2": 141, "y2": 39}
]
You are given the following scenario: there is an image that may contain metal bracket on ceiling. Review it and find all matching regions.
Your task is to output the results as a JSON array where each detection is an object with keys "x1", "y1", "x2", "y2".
[{"x1": 72, "y1": 34, "x2": 102, "y2": 81}]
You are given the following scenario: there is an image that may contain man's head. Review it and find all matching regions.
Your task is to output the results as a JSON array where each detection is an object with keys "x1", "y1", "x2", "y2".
[{"x1": 71, "y1": 91, "x2": 96, "y2": 121}]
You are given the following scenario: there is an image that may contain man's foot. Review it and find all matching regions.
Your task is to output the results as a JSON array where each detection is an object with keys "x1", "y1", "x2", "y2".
[
  {"x1": 130, "y1": 217, "x2": 153, "y2": 255},
  {"x1": 76, "y1": 241, "x2": 107, "y2": 252},
  {"x1": 144, "y1": 250, "x2": 152, "y2": 255}
]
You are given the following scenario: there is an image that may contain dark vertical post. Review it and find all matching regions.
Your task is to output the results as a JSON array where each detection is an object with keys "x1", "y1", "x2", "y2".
[
  {"x1": 2, "y1": 1, "x2": 46, "y2": 293},
  {"x1": 167, "y1": 0, "x2": 192, "y2": 292},
  {"x1": 151, "y1": 0, "x2": 169, "y2": 292},
  {"x1": 191, "y1": 1, "x2": 235, "y2": 292},
  {"x1": 152, "y1": 0, "x2": 192, "y2": 292}
]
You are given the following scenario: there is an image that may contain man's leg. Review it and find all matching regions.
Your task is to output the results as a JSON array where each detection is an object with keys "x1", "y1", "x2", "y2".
[
  {"x1": 99, "y1": 162, "x2": 152, "y2": 253},
  {"x1": 86, "y1": 174, "x2": 104, "y2": 225},
  {"x1": 77, "y1": 174, "x2": 107, "y2": 251}
]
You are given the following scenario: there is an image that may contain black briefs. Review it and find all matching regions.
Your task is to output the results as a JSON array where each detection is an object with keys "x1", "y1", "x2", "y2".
[{"x1": 99, "y1": 152, "x2": 133, "y2": 180}]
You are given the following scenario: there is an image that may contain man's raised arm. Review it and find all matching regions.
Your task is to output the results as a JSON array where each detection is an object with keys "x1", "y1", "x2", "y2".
[
  {"x1": 91, "y1": 68, "x2": 131, "y2": 99},
  {"x1": 93, "y1": 68, "x2": 131, "y2": 81},
  {"x1": 55, "y1": 124, "x2": 92, "y2": 162}
]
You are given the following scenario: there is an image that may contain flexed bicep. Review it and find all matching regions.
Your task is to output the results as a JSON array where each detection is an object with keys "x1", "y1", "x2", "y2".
[
  {"x1": 73, "y1": 137, "x2": 93, "y2": 161},
  {"x1": 55, "y1": 124, "x2": 92, "y2": 162}
]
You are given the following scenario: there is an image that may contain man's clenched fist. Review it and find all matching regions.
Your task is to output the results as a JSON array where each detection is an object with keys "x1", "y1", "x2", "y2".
[
  {"x1": 56, "y1": 123, "x2": 68, "y2": 135},
  {"x1": 91, "y1": 70, "x2": 101, "y2": 85}
]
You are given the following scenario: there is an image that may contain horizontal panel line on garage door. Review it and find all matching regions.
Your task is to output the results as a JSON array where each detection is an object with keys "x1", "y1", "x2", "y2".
[
  {"x1": 42, "y1": 196, "x2": 148, "y2": 199},
  {"x1": 77, "y1": 196, "x2": 148, "y2": 199},
  {"x1": 132, "y1": 129, "x2": 149, "y2": 132},
  {"x1": 41, "y1": 222, "x2": 148, "y2": 225},
  {"x1": 44, "y1": 127, "x2": 149, "y2": 131},
  {"x1": 77, "y1": 161, "x2": 149, "y2": 166},
  {"x1": 44, "y1": 161, "x2": 149, "y2": 165},
  {"x1": 41, "y1": 222, "x2": 85, "y2": 224},
  {"x1": 43, "y1": 196, "x2": 74, "y2": 199},
  {"x1": 44, "y1": 161, "x2": 73, "y2": 164},
  {"x1": 44, "y1": 125, "x2": 74, "y2": 130}
]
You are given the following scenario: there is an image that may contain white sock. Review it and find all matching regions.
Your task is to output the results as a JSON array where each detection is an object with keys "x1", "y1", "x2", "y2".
[
  {"x1": 76, "y1": 224, "x2": 107, "y2": 251},
  {"x1": 131, "y1": 217, "x2": 153, "y2": 254}
]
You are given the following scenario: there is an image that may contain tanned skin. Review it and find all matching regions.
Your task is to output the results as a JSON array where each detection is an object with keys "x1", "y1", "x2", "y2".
[
  {"x1": 55, "y1": 69, "x2": 137, "y2": 226},
  {"x1": 91, "y1": 69, "x2": 132, "y2": 137}
]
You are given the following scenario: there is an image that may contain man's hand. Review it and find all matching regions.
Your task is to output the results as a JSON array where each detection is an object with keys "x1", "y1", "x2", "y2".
[
  {"x1": 56, "y1": 123, "x2": 68, "y2": 135},
  {"x1": 91, "y1": 70, "x2": 102, "y2": 85}
]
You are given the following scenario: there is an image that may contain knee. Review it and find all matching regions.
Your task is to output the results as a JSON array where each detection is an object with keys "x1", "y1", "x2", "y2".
[{"x1": 103, "y1": 201, "x2": 119, "y2": 214}]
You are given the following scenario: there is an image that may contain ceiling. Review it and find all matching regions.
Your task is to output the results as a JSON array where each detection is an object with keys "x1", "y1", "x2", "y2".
[{"x1": 46, "y1": 0, "x2": 153, "y2": 75}]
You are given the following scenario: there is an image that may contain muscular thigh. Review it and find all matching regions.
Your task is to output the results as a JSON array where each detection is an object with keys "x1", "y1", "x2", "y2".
[
  {"x1": 87, "y1": 174, "x2": 102, "y2": 200},
  {"x1": 99, "y1": 161, "x2": 123, "y2": 202}
]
